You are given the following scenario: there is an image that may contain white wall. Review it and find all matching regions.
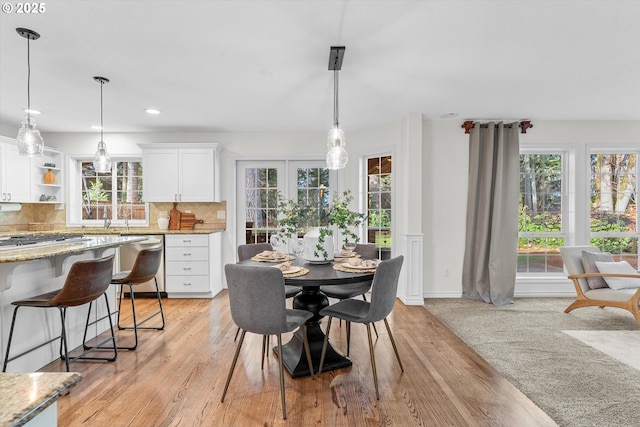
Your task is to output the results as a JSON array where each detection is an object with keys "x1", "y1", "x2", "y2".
[{"x1": 18, "y1": 119, "x2": 640, "y2": 299}]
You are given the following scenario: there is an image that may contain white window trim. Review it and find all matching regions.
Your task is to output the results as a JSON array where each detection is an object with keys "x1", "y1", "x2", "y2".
[{"x1": 66, "y1": 155, "x2": 149, "y2": 227}]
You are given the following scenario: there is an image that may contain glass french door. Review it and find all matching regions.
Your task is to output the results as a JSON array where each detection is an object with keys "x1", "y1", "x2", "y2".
[{"x1": 236, "y1": 160, "x2": 337, "y2": 250}]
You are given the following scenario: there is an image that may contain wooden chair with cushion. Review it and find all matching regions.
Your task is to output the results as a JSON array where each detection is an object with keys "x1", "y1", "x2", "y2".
[{"x1": 559, "y1": 246, "x2": 640, "y2": 325}]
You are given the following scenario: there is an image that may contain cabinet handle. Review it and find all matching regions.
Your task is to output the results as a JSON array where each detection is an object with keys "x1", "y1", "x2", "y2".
[
  {"x1": 183, "y1": 253, "x2": 191, "y2": 256},
  {"x1": 7, "y1": 193, "x2": 11, "y2": 201},
  {"x1": 183, "y1": 282, "x2": 192, "y2": 286},
  {"x1": 175, "y1": 194, "x2": 178, "y2": 201},
  {"x1": 183, "y1": 239, "x2": 191, "y2": 243},
  {"x1": 183, "y1": 267, "x2": 192, "y2": 271}
]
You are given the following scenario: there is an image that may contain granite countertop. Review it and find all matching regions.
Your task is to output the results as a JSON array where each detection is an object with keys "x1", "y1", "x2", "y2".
[
  {"x1": 0, "y1": 235, "x2": 147, "y2": 263},
  {"x1": 1, "y1": 227, "x2": 224, "y2": 237},
  {"x1": 0, "y1": 372, "x2": 82, "y2": 427}
]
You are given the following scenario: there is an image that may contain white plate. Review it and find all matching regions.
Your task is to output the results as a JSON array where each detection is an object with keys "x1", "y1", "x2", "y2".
[
  {"x1": 306, "y1": 259, "x2": 332, "y2": 264},
  {"x1": 273, "y1": 265, "x2": 301, "y2": 274},
  {"x1": 342, "y1": 262, "x2": 378, "y2": 270}
]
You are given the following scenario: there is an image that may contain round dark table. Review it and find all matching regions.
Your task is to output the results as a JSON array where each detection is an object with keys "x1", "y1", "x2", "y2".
[{"x1": 238, "y1": 258, "x2": 374, "y2": 378}]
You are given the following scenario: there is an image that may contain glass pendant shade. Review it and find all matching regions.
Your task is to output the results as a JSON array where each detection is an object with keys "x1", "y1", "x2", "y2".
[
  {"x1": 93, "y1": 140, "x2": 112, "y2": 173},
  {"x1": 326, "y1": 126, "x2": 348, "y2": 170},
  {"x1": 16, "y1": 113, "x2": 44, "y2": 156},
  {"x1": 92, "y1": 76, "x2": 111, "y2": 172}
]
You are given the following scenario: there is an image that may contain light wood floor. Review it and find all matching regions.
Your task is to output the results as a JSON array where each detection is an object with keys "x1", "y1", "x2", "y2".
[{"x1": 44, "y1": 292, "x2": 557, "y2": 426}]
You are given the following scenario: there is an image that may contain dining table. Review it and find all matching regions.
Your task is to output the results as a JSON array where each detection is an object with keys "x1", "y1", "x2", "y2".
[{"x1": 238, "y1": 256, "x2": 376, "y2": 378}]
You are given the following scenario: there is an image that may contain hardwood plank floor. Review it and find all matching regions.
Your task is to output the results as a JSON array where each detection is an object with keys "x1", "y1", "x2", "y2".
[{"x1": 44, "y1": 292, "x2": 557, "y2": 426}]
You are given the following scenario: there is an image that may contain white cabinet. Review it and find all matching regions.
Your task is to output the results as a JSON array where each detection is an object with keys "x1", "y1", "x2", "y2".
[
  {"x1": 139, "y1": 143, "x2": 219, "y2": 202},
  {"x1": 0, "y1": 138, "x2": 32, "y2": 202},
  {"x1": 165, "y1": 233, "x2": 222, "y2": 298}
]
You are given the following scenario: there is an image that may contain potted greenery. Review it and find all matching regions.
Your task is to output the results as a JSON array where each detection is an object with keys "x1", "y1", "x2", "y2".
[{"x1": 275, "y1": 190, "x2": 365, "y2": 261}]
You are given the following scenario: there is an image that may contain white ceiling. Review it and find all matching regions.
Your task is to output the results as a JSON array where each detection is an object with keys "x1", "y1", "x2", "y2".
[{"x1": 1, "y1": 0, "x2": 639, "y2": 135}]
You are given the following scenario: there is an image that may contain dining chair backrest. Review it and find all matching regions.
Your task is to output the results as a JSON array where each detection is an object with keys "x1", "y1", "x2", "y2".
[
  {"x1": 363, "y1": 255, "x2": 404, "y2": 323},
  {"x1": 355, "y1": 243, "x2": 377, "y2": 259},
  {"x1": 238, "y1": 243, "x2": 273, "y2": 261},
  {"x1": 49, "y1": 255, "x2": 115, "y2": 307},
  {"x1": 122, "y1": 246, "x2": 163, "y2": 284},
  {"x1": 224, "y1": 264, "x2": 288, "y2": 336}
]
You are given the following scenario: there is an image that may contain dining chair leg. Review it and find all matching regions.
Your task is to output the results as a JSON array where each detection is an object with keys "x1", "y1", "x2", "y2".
[
  {"x1": 361, "y1": 294, "x2": 379, "y2": 338},
  {"x1": 59, "y1": 307, "x2": 71, "y2": 372},
  {"x1": 261, "y1": 335, "x2": 267, "y2": 369},
  {"x1": 366, "y1": 323, "x2": 380, "y2": 400},
  {"x1": 2, "y1": 307, "x2": 20, "y2": 372},
  {"x1": 277, "y1": 334, "x2": 287, "y2": 419},
  {"x1": 222, "y1": 329, "x2": 246, "y2": 402},
  {"x1": 383, "y1": 318, "x2": 404, "y2": 372},
  {"x1": 300, "y1": 325, "x2": 315, "y2": 378},
  {"x1": 233, "y1": 326, "x2": 240, "y2": 341},
  {"x1": 346, "y1": 321, "x2": 351, "y2": 356},
  {"x1": 318, "y1": 317, "x2": 333, "y2": 375}
]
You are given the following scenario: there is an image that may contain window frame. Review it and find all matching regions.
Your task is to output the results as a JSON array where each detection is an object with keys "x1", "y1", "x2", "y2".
[{"x1": 66, "y1": 156, "x2": 149, "y2": 227}]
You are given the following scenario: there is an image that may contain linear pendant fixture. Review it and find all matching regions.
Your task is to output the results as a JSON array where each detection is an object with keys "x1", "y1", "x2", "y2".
[
  {"x1": 92, "y1": 76, "x2": 112, "y2": 173},
  {"x1": 16, "y1": 28, "x2": 44, "y2": 157},
  {"x1": 326, "y1": 46, "x2": 348, "y2": 170}
]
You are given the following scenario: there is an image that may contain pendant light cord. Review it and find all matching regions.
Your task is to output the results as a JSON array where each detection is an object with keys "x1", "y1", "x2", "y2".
[
  {"x1": 26, "y1": 36, "x2": 31, "y2": 113},
  {"x1": 333, "y1": 69, "x2": 339, "y2": 128},
  {"x1": 100, "y1": 79, "x2": 104, "y2": 141}
]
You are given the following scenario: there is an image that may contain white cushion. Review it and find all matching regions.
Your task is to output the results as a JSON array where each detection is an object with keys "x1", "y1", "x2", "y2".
[{"x1": 594, "y1": 261, "x2": 640, "y2": 290}]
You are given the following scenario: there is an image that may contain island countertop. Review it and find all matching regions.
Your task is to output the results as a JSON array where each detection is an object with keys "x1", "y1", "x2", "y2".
[
  {"x1": 0, "y1": 235, "x2": 147, "y2": 264},
  {"x1": 0, "y1": 372, "x2": 82, "y2": 427}
]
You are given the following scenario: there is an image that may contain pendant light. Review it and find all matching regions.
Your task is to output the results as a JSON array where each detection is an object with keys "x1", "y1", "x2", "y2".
[
  {"x1": 326, "y1": 46, "x2": 348, "y2": 170},
  {"x1": 15, "y1": 28, "x2": 44, "y2": 157},
  {"x1": 92, "y1": 76, "x2": 112, "y2": 173}
]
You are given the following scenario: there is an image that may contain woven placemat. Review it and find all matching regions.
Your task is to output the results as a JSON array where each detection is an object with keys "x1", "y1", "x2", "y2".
[
  {"x1": 333, "y1": 263, "x2": 377, "y2": 274},
  {"x1": 333, "y1": 254, "x2": 362, "y2": 261},
  {"x1": 283, "y1": 267, "x2": 309, "y2": 278},
  {"x1": 250, "y1": 255, "x2": 295, "y2": 263}
]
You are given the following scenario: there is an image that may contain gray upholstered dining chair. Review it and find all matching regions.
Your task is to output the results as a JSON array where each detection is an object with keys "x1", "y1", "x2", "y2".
[
  {"x1": 222, "y1": 264, "x2": 314, "y2": 420},
  {"x1": 318, "y1": 255, "x2": 404, "y2": 400},
  {"x1": 234, "y1": 243, "x2": 301, "y2": 346},
  {"x1": 320, "y1": 243, "x2": 379, "y2": 352}
]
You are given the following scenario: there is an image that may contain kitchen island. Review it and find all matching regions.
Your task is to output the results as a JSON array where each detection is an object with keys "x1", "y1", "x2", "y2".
[{"x1": 0, "y1": 235, "x2": 146, "y2": 372}]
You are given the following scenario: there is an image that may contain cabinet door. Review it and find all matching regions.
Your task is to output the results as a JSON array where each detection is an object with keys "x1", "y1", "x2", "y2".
[
  {"x1": 2, "y1": 143, "x2": 32, "y2": 202},
  {"x1": 178, "y1": 149, "x2": 215, "y2": 201},
  {"x1": 142, "y1": 149, "x2": 179, "y2": 202}
]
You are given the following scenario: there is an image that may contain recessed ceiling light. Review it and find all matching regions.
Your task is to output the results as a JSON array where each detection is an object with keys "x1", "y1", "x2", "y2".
[
  {"x1": 24, "y1": 108, "x2": 41, "y2": 115},
  {"x1": 145, "y1": 108, "x2": 160, "y2": 115},
  {"x1": 440, "y1": 112, "x2": 458, "y2": 119}
]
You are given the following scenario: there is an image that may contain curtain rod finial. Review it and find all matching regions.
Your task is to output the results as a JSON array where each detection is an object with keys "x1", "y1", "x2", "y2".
[
  {"x1": 519, "y1": 120, "x2": 533, "y2": 134},
  {"x1": 462, "y1": 121, "x2": 474, "y2": 134}
]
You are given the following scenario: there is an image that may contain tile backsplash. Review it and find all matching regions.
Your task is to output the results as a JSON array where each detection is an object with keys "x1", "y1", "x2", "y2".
[{"x1": 0, "y1": 201, "x2": 226, "y2": 232}]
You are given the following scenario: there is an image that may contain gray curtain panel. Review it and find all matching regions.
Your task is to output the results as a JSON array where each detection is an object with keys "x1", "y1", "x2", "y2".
[{"x1": 462, "y1": 122, "x2": 520, "y2": 305}]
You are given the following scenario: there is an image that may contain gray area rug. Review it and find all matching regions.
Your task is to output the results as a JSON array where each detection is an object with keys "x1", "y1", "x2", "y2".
[{"x1": 424, "y1": 298, "x2": 640, "y2": 427}]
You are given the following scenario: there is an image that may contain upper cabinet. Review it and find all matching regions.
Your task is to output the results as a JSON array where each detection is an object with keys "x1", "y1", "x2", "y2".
[
  {"x1": 0, "y1": 136, "x2": 64, "y2": 204},
  {"x1": 0, "y1": 137, "x2": 64, "y2": 203},
  {"x1": 139, "y1": 143, "x2": 219, "y2": 202},
  {"x1": 0, "y1": 138, "x2": 31, "y2": 202}
]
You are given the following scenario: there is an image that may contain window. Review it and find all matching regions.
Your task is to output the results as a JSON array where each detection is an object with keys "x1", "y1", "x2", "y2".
[
  {"x1": 518, "y1": 153, "x2": 565, "y2": 273},
  {"x1": 590, "y1": 152, "x2": 638, "y2": 269},
  {"x1": 237, "y1": 160, "x2": 336, "y2": 247},
  {"x1": 366, "y1": 155, "x2": 392, "y2": 260},
  {"x1": 517, "y1": 146, "x2": 639, "y2": 276},
  {"x1": 70, "y1": 159, "x2": 147, "y2": 226}
]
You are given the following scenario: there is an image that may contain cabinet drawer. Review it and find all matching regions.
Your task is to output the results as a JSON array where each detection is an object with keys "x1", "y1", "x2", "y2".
[
  {"x1": 165, "y1": 235, "x2": 209, "y2": 247},
  {"x1": 165, "y1": 275, "x2": 210, "y2": 293},
  {"x1": 165, "y1": 246, "x2": 209, "y2": 261},
  {"x1": 165, "y1": 260, "x2": 209, "y2": 276}
]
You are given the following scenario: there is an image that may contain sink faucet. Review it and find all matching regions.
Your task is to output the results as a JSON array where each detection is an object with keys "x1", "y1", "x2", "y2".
[{"x1": 103, "y1": 211, "x2": 111, "y2": 230}]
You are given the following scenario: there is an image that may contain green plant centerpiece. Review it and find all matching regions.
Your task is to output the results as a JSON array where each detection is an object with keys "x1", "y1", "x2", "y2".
[{"x1": 275, "y1": 190, "x2": 365, "y2": 261}]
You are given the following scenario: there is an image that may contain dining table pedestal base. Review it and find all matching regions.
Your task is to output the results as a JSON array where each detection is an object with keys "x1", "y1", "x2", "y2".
[{"x1": 274, "y1": 321, "x2": 352, "y2": 379}]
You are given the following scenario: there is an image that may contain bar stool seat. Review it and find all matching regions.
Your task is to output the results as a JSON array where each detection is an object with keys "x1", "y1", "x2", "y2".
[
  {"x1": 3, "y1": 255, "x2": 117, "y2": 372},
  {"x1": 86, "y1": 246, "x2": 165, "y2": 351}
]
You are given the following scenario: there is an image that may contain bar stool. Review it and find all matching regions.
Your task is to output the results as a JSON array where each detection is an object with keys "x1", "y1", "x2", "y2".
[
  {"x1": 2, "y1": 255, "x2": 117, "y2": 372},
  {"x1": 86, "y1": 246, "x2": 164, "y2": 350}
]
